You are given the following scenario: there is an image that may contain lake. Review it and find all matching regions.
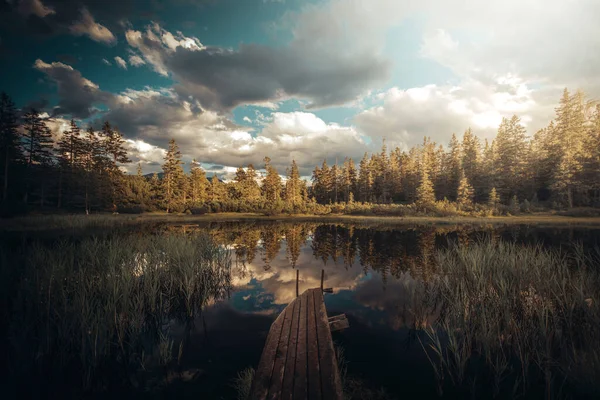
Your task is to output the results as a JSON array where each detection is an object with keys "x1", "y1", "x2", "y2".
[{"x1": 2, "y1": 221, "x2": 600, "y2": 399}]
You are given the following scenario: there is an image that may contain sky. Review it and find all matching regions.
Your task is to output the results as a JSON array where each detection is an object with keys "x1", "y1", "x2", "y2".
[{"x1": 1, "y1": 0, "x2": 599, "y2": 179}]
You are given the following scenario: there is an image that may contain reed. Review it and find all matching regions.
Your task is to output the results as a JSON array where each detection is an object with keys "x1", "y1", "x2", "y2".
[
  {"x1": 1, "y1": 232, "x2": 231, "y2": 396},
  {"x1": 419, "y1": 240, "x2": 600, "y2": 398}
]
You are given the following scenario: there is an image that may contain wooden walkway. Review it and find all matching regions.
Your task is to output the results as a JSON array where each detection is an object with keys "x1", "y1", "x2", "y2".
[{"x1": 249, "y1": 288, "x2": 344, "y2": 400}]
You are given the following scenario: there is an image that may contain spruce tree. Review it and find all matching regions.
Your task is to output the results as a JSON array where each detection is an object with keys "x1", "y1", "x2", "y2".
[
  {"x1": 190, "y1": 159, "x2": 207, "y2": 205},
  {"x1": 162, "y1": 138, "x2": 184, "y2": 212},
  {"x1": 0, "y1": 93, "x2": 21, "y2": 201},
  {"x1": 416, "y1": 151, "x2": 436, "y2": 209},
  {"x1": 285, "y1": 160, "x2": 302, "y2": 209},
  {"x1": 456, "y1": 171, "x2": 474, "y2": 210},
  {"x1": 262, "y1": 157, "x2": 281, "y2": 203},
  {"x1": 21, "y1": 109, "x2": 54, "y2": 204}
]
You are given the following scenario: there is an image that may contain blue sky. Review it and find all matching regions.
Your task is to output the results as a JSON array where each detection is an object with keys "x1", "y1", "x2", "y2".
[{"x1": 1, "y1": 0, "x2": 598, "y2": 177}]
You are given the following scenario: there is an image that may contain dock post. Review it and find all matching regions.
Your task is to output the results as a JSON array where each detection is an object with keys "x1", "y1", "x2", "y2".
[
  {"x1": 321, "y1": 269, "x2": 324, "y2": 290},
  {"x1": 296, "y1": 269, "x2": 299, "y2": 297}
]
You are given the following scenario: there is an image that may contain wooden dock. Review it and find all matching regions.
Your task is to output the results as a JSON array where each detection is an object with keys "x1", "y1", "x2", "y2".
[{"x1": 249, "y1": 288, "x2": 344, "y2": 400}]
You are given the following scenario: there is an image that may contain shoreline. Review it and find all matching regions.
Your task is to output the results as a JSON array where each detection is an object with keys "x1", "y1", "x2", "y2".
[{"x1": 3, "y1": 212, "x2": 600, "y2": 232}]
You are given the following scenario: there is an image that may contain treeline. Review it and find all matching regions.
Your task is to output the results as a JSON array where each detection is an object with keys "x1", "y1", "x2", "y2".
[
  {"x1": 0, "y1": 88, "x2": 599, "y2": 216},
  {"x1": 313, "y1": 88, "x2": 600, "y2": 211}
]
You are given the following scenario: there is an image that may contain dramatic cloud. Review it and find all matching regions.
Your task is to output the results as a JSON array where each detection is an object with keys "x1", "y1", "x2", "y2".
[
  {"x1": 125, "y1": 12, "x2": 392, "y2": 111},
  {"x1": 106, "y1": 87, "x2": 367, "y2": 175},
  {"x1": 33, "y1": 58, "x2": 111, "y2": 118},
  {"x1": 18, "y1": 0, "x2": 55, "y2": 18},
  {"x1": 114, "y1": 56, "x2": 127, "y2": 69},
  {"x1": 69, "y1": 7, "x2": 116, "y2": 45}
]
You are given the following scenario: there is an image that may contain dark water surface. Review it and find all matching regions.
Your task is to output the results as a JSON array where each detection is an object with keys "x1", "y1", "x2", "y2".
[
  {"x1": 165, "y1": 222, "x2": 600, "y2": 399},
  {"x1": 4, "y1": 221, "x2": 600, "y2": 399}
]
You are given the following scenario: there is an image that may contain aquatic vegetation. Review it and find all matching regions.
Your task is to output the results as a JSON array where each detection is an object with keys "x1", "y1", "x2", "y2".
[
  {"x1": 420, "y1": 241, "x2": 600, "y2": 398},
  {"x1": 232, "y1": 367, "x2": 255, "y2": 400},
  {"x1": 1, "y1": 233, "x2": 231, "y2": 397}
]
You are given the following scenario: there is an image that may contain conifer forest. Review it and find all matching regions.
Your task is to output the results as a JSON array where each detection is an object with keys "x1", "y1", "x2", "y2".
[{"x1": 1, "y1": 88, "x2": 599, "y2": 217}]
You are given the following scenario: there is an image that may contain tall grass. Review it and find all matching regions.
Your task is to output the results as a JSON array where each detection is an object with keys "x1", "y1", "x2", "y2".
[
  {"x1": 1, "y1": 233, "x2": 231, "y2": 397},
  {"x1": 419, "y1": 241, "x2": 600, "y2": 398}
]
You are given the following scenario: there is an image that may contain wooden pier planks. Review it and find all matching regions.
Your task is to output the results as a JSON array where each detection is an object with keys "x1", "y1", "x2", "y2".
[{"x1": 249, "y1": 288, "x2": 343, "y2": 400}]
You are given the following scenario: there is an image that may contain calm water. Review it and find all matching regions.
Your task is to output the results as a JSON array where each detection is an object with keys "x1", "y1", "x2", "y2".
[
  {"x1": 156, "y1": 222, "x2": 600, "y2": 399},
  {"x1": 4, "y1": 221, "x2": 600, "y2": 399}
]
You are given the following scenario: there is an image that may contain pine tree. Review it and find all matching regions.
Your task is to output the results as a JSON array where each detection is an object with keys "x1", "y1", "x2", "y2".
[
  {"x1": 488, "y1": 187, "x2": 500, "y2": 211},
  {"x1": 456, "y1": 171, "x2": 474, "y2": 210},
  {"x1": 285, "y1": 160, "x2": 302, "y2": 209},
  {"x1": 551, "y1": 89, "x2": 587, "y2": 207},
  {"x1": 416, "y1": 151, "x2": 436, "y2": 209},
  {"x1": 341, "y1": 157, "x2": 357, "y2": 203},
  {"x1": 56, "y1": 119, "x2": 84, "y2": 207},
  {"x1": 445, "y1": 133, "x2": 462, "y2": 201},
  {"x1": 209, "y1": 174, "x2": 225, "y2": 203},
  {"x1": 494, "y1": 116, "x2": 527, "y2": 201},
  {"x1": 0, "y1": 93, "x2": 21, "y2": 201},
  {"x1": 262, "y1": 157, "x2": 281, "y2": 203},
  {"x1": 150, "y1": 173, "x2": 162, "y2": 209},
  {"x1": 162, "y1": 138, "x2": 184, "y2": 212},
  {"x1": 461, "y1": 128, "x2": 481, "y2": 199},
  {"x1": 190, "y1": 159, "x2": 207, "y2": 205},
  {"x1": 100, "y1": 121, "x2": 130, "y2": 210},
  {"x1": 21, "y1": 109, "x2": 54, "y2": 204},
  {"x1": 357, "y1": 153, "x2": 372, "y2": 202}
]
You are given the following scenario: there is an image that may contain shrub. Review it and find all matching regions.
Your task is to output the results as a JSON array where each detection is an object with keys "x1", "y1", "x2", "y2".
[{"x1": 190, "y1": 206, "x2": 209, "y2": 215}]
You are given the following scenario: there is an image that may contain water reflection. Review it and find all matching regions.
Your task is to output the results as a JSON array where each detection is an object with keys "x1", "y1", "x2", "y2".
[{"x1": 162, "y1": 222, "x2": 600, "y2": 398}]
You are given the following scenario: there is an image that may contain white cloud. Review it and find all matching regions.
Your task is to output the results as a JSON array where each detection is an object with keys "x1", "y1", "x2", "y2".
[
  {"x1": 125, "y1": 139, "x2": 166, "y2": 172},
  {"x1": 102, "y1": 58, "x2": 111, "y2": 66},
  {"x1": 355, "y1": 76, "x2": 545, "y2": 149},
  {"x1": 242, "y1": 116, "x2": 252, "y2": 123},
  {"x1": 125, "y1": 23, "x2": 204, "y2": 76},
  {"x1": 114, "y1": 56, "x2": 127, "y2": 70},
  {"x1": 69, "y1": 8, "x2": 116, "y2": 45},
  {"x1": 128, "y1": 54, "x2": 146, "y2": 67}
]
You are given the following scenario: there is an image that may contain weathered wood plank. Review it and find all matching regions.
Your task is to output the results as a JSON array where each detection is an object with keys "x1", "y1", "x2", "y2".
[
  {"x1": 307, "y1": 289, "x2": 322, "y2": 400},
  {"x1": 268, "y1": 298, "x2": 298, "y2": 399},
  {"x1": 280, "y1": 292, "x2": 301, "y2": 400},
  {"x1": 328, "y1": 314, "x2": 347, "y2": 322},
  {"x1": 293, "y1": 291, "x2": 308, "y2": 400},
  {"x1": 329, "y1": 317, "x2": 350, "y2": 332},
  {"x1": 249, "y1": 310, "x2": 287, "y2": 400},
  {"x1": 314, "y1": 289, "x2": 344, "y2": 400},
  {"x1": 252, "y1": 288, "x2": 345, "y2": 400}
]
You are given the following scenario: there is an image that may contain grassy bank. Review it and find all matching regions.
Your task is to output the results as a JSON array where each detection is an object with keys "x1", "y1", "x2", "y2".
[
  {"x1": 3, "y1": 211, "x2": 600, "y2": 233},
  {"x1": 1, "y1": 233, "x2": 231, "y2": 397},
  {"x1": 417, "y1": 241, "x2": 600, "y2": 398}
]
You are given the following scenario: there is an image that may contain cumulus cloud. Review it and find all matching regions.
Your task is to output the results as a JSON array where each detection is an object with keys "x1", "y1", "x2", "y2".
[
  {"x1": 33, "y1": 58, "x2": 112, "y2": 118},
  {"x1": 354, "y1": 77, "x2": 550, "y2": 149},
  {"x1": 69, "y1": 7, "x2": 116, "y2": 45},
  {"x1": 124, "y1": 9, "x2": 392, "y2": 111},
  {"x1": 18, "y1": 0, "x2": 55, "y2": 18},
  {"x1": 114, "y1": 56, "x2": 127, "y2": 69},
  {"x1": 124, "y1": 139, "x2": 166, "y2": 172},
  {"x1": 106, "y1": 87, "x2": 367, "y2": 175}
]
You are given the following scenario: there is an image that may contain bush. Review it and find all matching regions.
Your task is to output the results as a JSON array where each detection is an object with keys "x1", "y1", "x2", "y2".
[{"x1": 190, "y1": 206, "x2": 209, "y2": 215}]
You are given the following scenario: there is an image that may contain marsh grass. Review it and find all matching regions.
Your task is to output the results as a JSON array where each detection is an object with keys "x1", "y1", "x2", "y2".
[
  {"x1": 232, "y1": 367, "x2": 255, "y2": 400},
  {"x1": 419, "y1": 241, "x2": 600, "y2": 398},
  {"x1": 1, "y1": 232, "x2": 231, "y2": 397}
]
